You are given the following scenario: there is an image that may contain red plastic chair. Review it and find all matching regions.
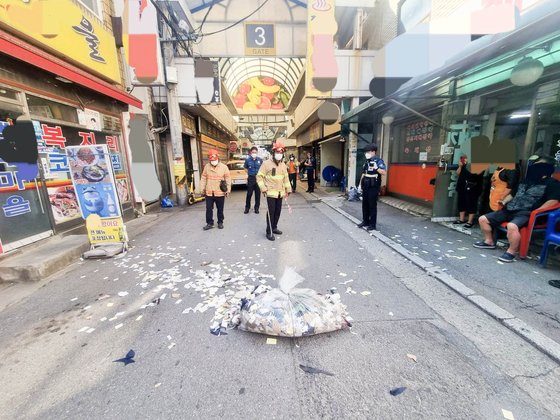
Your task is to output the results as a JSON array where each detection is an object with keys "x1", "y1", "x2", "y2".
[{"x1": 497, "y1": 203, "x2": 560, "y2": 259}]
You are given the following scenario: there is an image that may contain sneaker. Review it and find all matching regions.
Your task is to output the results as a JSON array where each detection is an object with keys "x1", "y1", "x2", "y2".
[
  {"x1": 244, "y1": 209, "x2": 249, "y2": 214},
  {"x1": 453, "y1": 220, "x2": 467, "y2": 225},
  {"x1": 367, "y1": 226, "x2": 376, "y2": 231},
  {"x1": 266, "y1": 233, "x2": 275, "y2": 241},
  {"x1": 499, "y1": 252, "x2": 515, "y2": 263},
  {"x1": 272, "y1": 229, "x2": 282, "y2": 235},
  {"x1": 357, "y1": 222, "x2": 367, "y2": 228},
  {"x1": 203, "y1": 224, "x2": 214, "y2": 231},
  {"x1": 464, "y1": 223, "x2": 474, "y2": 228},
  {"x1": 254, "y1": 209, "x2": 259, "y2": 214},
  {"x1": 218, "y1": 223, "x2": 224, "y2": 229},
  {"x1": 473, "y1": 240, "x2": 496, "y2": 249}
]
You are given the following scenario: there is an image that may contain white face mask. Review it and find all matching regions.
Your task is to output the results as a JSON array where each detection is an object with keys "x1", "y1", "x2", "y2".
[
  {"x1": 210, "y1": 160, "x2": 219, "y2": 166},
  {"x1": 365, "y1": 153, "x2": 372, "y2": 159},
  {"x1": 251, "y1": 153, "x2": 257, "y2": 158},
  {"x1": 274, "y1": 153, "x2": 283, "y2": 161},
  {"x1": 290, "y1": 157, "x2": 294, "y2": 161}
]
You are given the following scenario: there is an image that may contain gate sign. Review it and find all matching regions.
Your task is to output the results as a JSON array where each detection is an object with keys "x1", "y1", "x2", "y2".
[{"x1": 245, "y1": 23, "x2": 276, "y2": 56}]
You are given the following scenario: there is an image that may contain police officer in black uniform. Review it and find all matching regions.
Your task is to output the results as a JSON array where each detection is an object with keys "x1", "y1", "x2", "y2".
[{"x1": 357, "y1": 144, "x2": 387, "y2": 231}]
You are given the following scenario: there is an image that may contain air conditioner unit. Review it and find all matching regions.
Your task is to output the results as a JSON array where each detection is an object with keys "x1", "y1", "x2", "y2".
[{"x1": 166, "y1": 66, "x2": 178, "y2": 84}]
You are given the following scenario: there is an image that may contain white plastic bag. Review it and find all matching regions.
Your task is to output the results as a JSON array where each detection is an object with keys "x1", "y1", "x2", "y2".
[{"x1": 238, "y1": 268, "x2": 351, "y2": 337}]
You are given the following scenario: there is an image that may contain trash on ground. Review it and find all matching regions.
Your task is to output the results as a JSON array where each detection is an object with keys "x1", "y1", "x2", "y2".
[
  {"x1": 118, "y1": 291, "x2": 129, "y2": 297},
  {"x1": 113, "y1": 349, "x2": 135, "y2": 365},
  {"x1": 299, "y1": 364, "x2": 335, "y2": 376},
  {"x1": 407, "y1": 354, "x2": 417, "y2": 363},
  {"x1": 501, "y1": 409, "x2": 515, "y2": 420},
  {"x1": 266, "y1": 338, "x2": 277, "y2": 345},
  {"x1": 389, "y1": 387, "x2": 407, "y2": 396},
  {"x1": 361, "y1": 291, "x2": 371, "y2": 296},
  {"x1": 210, "y1": 267, "x2": 351, "y2": 338}
]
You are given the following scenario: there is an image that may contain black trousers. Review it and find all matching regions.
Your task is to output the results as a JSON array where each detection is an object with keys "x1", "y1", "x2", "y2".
[
  {"x1": 307, "y1": 169, "x2": 315, "y2": 191},
  {"x1": 245, "y1": 175, "x2": 260, "y2": 211},
  {"x1": 266, "y1": 196, "x2": 282, "y2": 234},
  {"x1": 206, "y1": 195, "x2": 225, "y2": 225},
  {"x1": 362, "y1": 187, "x2": 379, "y2": 228},
  {"x1": 288, "y1": 173, "x2": 297, "y2": 192}
]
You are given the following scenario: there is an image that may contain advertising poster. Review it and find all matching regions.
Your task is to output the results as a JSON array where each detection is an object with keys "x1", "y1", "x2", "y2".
[
  {"x1": 86, "y1": 214, "x2": 126, "y2": 245},
  {"x1": 67, "y1": 145, "x2": 122, "y2": 219},
  {"x1": 47, "y1": 185, "x2": 80, "y2": 223}
]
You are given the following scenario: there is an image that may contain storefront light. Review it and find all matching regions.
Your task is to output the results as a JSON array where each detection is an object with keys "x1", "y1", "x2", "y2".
[
  {"x1": 509, "y1": 111, "x2": 532, "y2": 119},
  {"x1": 382, "y1": 114, "x2": 395, "y2": 125},
  {"x1": 510, "y1": 57, "x2": 544, "y2": 86}
]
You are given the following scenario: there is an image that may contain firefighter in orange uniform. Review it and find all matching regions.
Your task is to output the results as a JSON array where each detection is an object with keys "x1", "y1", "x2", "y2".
[
  {"x1": 257, "y1": 142, "x2": 291, "y2": 241},
  {"x1": 200, "y1": 149, "x2": 231, "y2": 230}
]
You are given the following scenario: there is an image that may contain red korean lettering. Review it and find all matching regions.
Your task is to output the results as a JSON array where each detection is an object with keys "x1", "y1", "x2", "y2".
[
  {"x1": 41, "y1": 124, "x2": 67, "y2": 148},
  {"x1": 78, "y1": 132, "x2": 96, "y2": 146},
  {"x1": 105, "y1": 135, "x2": 119, "y2": 151}
]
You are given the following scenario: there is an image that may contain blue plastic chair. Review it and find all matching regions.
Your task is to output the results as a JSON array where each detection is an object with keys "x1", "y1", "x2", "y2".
[{"x1": 540, "y1": 209, "x2": 560, "y2": 267}]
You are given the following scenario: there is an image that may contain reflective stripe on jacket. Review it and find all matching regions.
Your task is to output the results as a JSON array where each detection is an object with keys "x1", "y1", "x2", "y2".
[
  {"x1": 200, "y1": 162, "x2": 231, "y2": 197},
  {"x1": 257, "y1": 160, "x2": 291, "y2": 198}
]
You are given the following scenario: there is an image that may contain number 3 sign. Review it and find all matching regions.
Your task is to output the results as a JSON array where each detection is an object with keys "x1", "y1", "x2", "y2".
[{"x1": 245, "y1": 23, "x2": 276, "y2": 56}]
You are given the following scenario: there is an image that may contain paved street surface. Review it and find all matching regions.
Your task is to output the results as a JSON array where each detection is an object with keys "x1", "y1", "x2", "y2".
[{"x1": 1, "y1": 190, "x2": 559, "y2": 419}]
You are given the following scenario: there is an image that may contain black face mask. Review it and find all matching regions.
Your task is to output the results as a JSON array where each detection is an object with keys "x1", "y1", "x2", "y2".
[{"x1": 526, "y1": 162, "x2": 554, "y2": 184}]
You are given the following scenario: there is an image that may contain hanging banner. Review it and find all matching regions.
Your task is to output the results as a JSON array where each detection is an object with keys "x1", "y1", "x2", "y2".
[{"x1": 67, "y1": 145, "x2": 122, "y2": 219}]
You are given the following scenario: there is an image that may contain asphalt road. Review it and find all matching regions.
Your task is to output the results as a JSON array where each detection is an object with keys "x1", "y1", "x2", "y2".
[{"x1": 0, "y1": 190, "x2": 558, "y2": 419}]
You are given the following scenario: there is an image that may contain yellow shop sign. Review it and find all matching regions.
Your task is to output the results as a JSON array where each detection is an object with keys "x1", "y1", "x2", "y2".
[{"x1": 0, "y1": 0, "x2": 121, "y2": 83}]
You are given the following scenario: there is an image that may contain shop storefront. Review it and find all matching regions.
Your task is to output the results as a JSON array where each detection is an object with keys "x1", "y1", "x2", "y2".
[
  {"x1": 198, "y1": 118, "x2": 230, "y2": 168},
  {"x1": 388, "y1": 114, "x2": 443, "y2": 205},
  {"x1": 0, "y1": 30, "x2": 140, "y2": 253}
]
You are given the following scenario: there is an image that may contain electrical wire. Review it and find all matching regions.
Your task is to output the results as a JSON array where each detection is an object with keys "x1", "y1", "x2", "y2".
[
  {"x1": 201, "y1": 0, "x2": 270, "y2": 37},
  {"x1": 196, "y1": 1, "x2": 215, "y2": 32}
]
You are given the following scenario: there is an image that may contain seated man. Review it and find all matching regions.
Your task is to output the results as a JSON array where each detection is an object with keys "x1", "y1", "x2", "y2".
[{"x1": 473, "y1": 156, "x2": 559, "y2": 262}]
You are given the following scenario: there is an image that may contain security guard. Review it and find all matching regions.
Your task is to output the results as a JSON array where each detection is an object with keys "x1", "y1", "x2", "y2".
[
  {"x1": 257, "y1": 141, "x2": 291, "y2": 241},
  {"x1": 244, "y1": 146, "x2": 263, "y2": 214},
  {"x1": 357, "y1": 144, "x2": 387, "y2": 231}
]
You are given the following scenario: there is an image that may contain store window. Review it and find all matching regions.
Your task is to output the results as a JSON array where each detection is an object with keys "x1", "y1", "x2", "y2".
[
  {"x1": 26, "y1": 95, "x2": 79, "y2": 125},
  {"x1": 391, "y1": 117, "x2": 442, "y2": 164}
]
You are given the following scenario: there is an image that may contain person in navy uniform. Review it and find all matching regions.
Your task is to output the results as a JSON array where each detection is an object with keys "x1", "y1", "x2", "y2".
[
  {"x1": 357, "y1": 144, "x2": 387, "y2": 231},
  {"x1": 244, "y1": 146, "x2": 263, "y2": 214},
  {"x1": 303, "y1": 152, "x2": 316, "y2": 192}
]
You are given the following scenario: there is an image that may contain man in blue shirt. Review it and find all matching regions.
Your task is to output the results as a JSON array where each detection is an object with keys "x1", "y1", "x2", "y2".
[
  {"x1": 244, "y1": 146, "x2": 263, "y2": 214},
  {"x1": 357, "y1": 144, "x2": 387, "y2": 231}
]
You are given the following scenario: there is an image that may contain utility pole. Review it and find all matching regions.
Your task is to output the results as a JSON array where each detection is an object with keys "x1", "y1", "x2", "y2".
[
  {"x1": 346, "y1": 8, "x2": 365, "y2": 189},
  {"x1": 161, "y1": 14, "x2": 187, "y2": 205}
]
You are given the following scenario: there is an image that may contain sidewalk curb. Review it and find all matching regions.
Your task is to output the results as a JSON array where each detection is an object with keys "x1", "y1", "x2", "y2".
[{"x1": 312, "y1": 193, "x2": 560, "y2": 365}]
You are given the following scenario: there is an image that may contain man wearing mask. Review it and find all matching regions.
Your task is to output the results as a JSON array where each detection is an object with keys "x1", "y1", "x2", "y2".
[
  {"x1": 474, "y1": 156, "x2": 560, "y2": 262},
  {"x1": 287, "y1": 154, "x2": 299, "y2": 193},
  {"x1": 357, "y1": 144, "x2": 387, "y2": 231},
  {"x1": 257, "y1": 141, "x2": 291, "y2": 241},
  {"x1": 244, "y1": 146, "x2": 263, "y2": 214},
  {"x1": 200, "y1": 149, "x2": 231, "y2": 230},
  {"x1": 303, "y1": 152, "x2": 316, "y2": 193}
]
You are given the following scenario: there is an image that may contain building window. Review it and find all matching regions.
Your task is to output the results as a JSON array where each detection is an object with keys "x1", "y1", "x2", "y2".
[
  {"x1": 26, "y1": 95, "x2": 79, "y2": 125},
  {"x1": 77, "y1": 0, "x2": 101, "y2": 18}
]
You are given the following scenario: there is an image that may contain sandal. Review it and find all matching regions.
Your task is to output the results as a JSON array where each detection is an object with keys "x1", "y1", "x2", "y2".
[
  {"x1": 453, "y1": 220, "x2": 467, "y2": 225},
  {"x1": 464, "y1": 223, "x2": 474, "y2": 228}
]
